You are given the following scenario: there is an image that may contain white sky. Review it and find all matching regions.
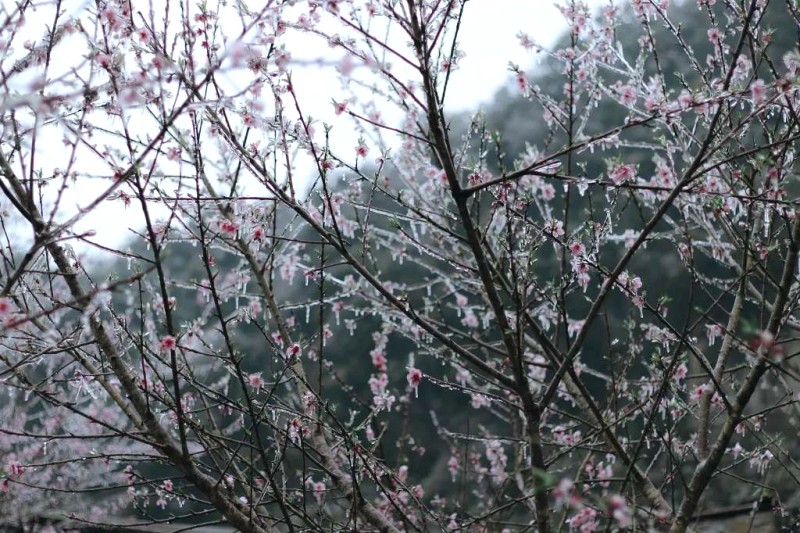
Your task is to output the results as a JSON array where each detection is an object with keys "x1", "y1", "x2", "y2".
[
  {"x1": 438, "y1": 1, "x2": 572, "y2": 111},
  {"x1": 7, "y1": 1, "x2": 603, "y2": 254}
]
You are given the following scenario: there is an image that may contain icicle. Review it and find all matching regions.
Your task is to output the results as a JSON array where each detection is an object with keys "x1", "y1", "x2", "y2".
[{"x1": 305, "y1": 305, "x2": 311, "y2": 324}]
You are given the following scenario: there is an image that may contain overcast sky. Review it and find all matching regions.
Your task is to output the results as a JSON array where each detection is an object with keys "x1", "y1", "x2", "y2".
[{"x1": 19, "y1": 1, "x2": 602, "y2": 252}]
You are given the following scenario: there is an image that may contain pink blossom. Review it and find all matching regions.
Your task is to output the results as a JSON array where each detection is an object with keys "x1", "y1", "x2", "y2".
[
  {"x1": 470, "y1": 393, "x2": 490, "y2": 409},
  {"x1": 447, "y1": 515, "x2": 458, "y2": 530},
  {"x1": 333, "y1": 100, "x2": 348, "y2": 115},
  {"x1": 758, "y1": 329, "x2": 775, "y2": 350},
  {"x1": 370, "y1": 349, "x2": 387, "y2": 372},
  {"x1": 248, "y1": 373, "x2": 264, "y2": 390},
  {"x1": 554, "y1": 478, "x2": 581, "y2": 509},
  {"x1": 609, "y1": 163, "x2": 636, "y2": 185},
  {"x1": 617, "y1": 84, "x2": 637, "y2": 106},
  {"x1": 312, "y1": 480, "x2": 326, "y2": 503},
  {"x1": 690, "y1": 383, "x2": 713, "y2": 403},
  {"x1": 706, "y1": 324, "x2": 723, "y2": 346},
  {"x1": 274, "y1": 49, "x2": 291, "y2": 72},
  {"x1": 302, "y1": 391, "x2": 316, "y2": 415},
  {"x1": 355, "y1": 144, "x2": 369, "y2": 158},
  {"x1": 569, "y1": 507, "x2": 598, "y2": 531},
  {"x1": 569, "y1": 241, "x2": 586, "y2": 256},
  {"x1": 462, "y1": 312, "x2": 479, "y2": 329},
  {"x1": 288, "y1": 418, "x2": 304, "y2": 444},
  {"x1": 159, "y1": 336, "x2": 177, "y2": 352},
  {"x1": 540, "y1": 183, "x2": 556, "y2": 201},
  {"x1": 517, "y1": 32, "x2": 535, "y2": 50},
  {"x1": 447, "y1": 456, "x2": 459, "y2": 480},
  {"x1": 407, "y1": 367, "x2": 423, "y2": 394},
  {"x1": 338, "y1": 54, "x2": 356, "y2": 76},
  {"x1": 750, "y1": 79, "x2": 767, "y2": 105},
  {"x1": 546, "y1": 219, "x2": 565, "y2": 238},
  {"x1": 96, "y1": 53, "x2": 113, "y2": 69},
  {"x1": 678, "y1": 90, "x2": 693, "y2": 110},
  {"x1": 101, "y1": 7, "x2": 123, "y2": 31},
  {"x1": 166, "y1": 146, "x2": 181, "y2": 161},
  {"x1": 608, "y1": 494, "x2": 632, "y2": 529},
  {"x1": 731, "y1": 442, "x2": 744, "y2": 458},
  {"x1": 749, "y1": 449, "x2": 773, "y2": 474},
  {"x1": 673, "y1": 363, "x2": 688, "y2": 383},
  {"x1": 286, "y1": 342, "x2": 301, "y2": 360},
  {"x1": 516, "y1": 72, "x2": 530, "y2": 96},
  {"x1": 220, "y1": 220, "x2": 238, "y2": 236},
  {"x1": 397, "y1": 464, "x2": 409, "y2": 483},
  {"x1": 6, "y1": 461, "x2": 23, "y2": 479}
]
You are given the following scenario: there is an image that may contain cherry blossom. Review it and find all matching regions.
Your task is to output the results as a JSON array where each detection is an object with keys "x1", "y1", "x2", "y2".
[
  {"x1": 159, "y1": 336, "x2": 177, "y2": 352},
  {"x1": 407, "y1": 367, "x2": 423, "y2": 395},
  {"x1": 248, "y1": 373, "x2": 264, "y2": 391}
]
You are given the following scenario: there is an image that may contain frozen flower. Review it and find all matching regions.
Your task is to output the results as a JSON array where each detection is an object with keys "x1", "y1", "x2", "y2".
[
  {"x1": 750, "y1": 79, "x2": 767, "y2": 106},
  {"x1": 673, "y1": 363, "x2": 688, "y2": 382},
  {"x1": 609, "y1": 163, "x2": 636, "y2": 185},
  {"x1": 407, "y1": 367, "x2": 423, "y2": 394},
  {"x1": 332, "y1": 99, "x2": 348, "y2": 115},
  {"x1": 248, "y1": 373, "x2": 264, "y2": 391},
  {"x1": 220, "y1": 220, "x2": 238, "y2": 236},
  {"x1": 617, "y1": 84, "x2": 637, "y2": 106},
  {"x1": 731, "y1": 442, "x2": 744, "y2": 458},
  {"x1": 159, "y1": 336, "x2": 177, "y2": 352},
  {"x1": 749, "y1": 449, "x2": 773, "y2": 474},
  {"x1": 6, "y1": 461, "x2": 23, "y2": 479},
  {"x1": 96, "y1": 53, "x2": 113, "y2": 69},
  {"x1": 448, "y1": 456, "x2": 459, "y2": 480},
  {"x1": 516, "y1": 72, "x2": 530, "y2": 96},
  {"x1": 286, "y1": 342, "x2": 301, "y2": 360}
]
